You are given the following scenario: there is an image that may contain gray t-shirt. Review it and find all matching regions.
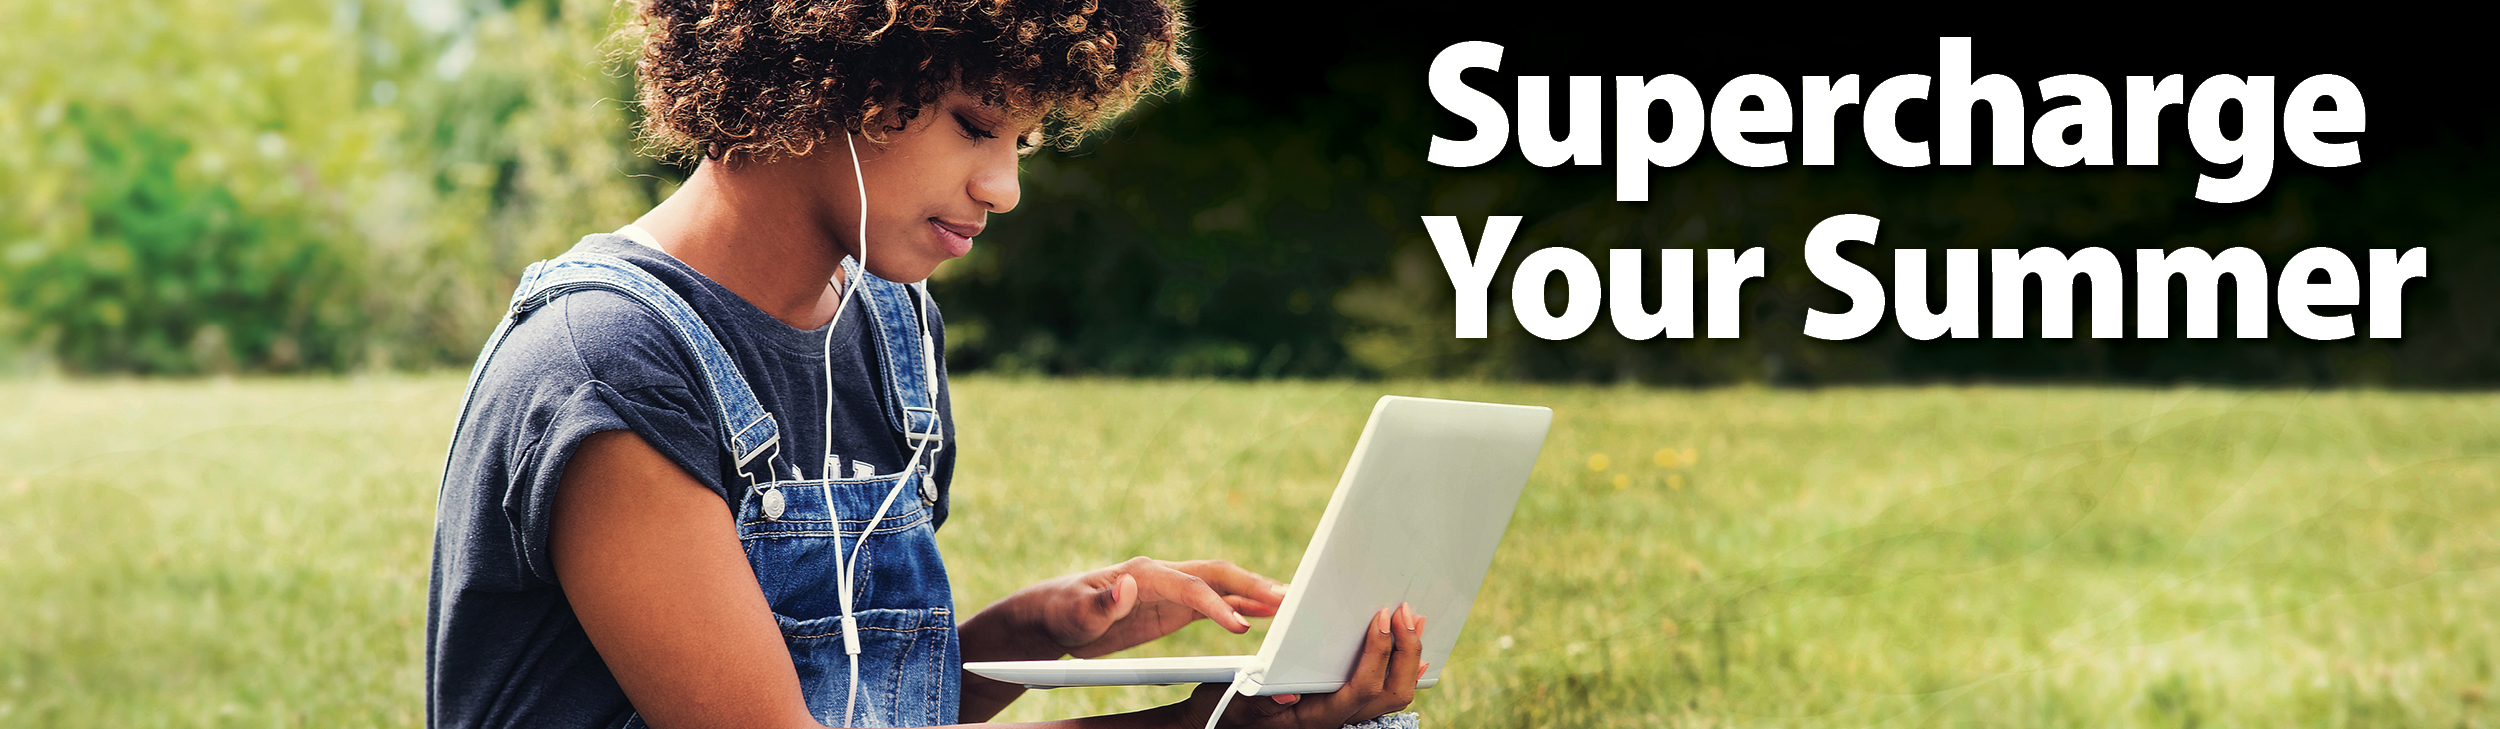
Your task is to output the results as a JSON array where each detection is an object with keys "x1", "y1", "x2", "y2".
[{"x1": 424, "y1": 235, "x2": 953, "y2": 729}]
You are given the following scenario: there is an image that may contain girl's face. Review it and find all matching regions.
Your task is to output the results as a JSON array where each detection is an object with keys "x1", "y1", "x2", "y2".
[{"x1": 806, "y1": 90, "x2": 1036, "y2": 284}]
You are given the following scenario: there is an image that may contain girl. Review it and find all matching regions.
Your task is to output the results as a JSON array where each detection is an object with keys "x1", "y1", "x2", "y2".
[{"x1": 425, "y1": 2, "x2": 1425, "y2": 728}]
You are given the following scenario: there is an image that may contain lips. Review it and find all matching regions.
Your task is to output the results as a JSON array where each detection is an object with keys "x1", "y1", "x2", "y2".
[{"x1": 929, "y1": 218, "x2": 979, "y2": 258}]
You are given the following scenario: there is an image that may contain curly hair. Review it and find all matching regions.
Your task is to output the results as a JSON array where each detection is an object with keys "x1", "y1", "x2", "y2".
[{"x1": 629, "y1": 0, "x2": 1187, "y2": 163}]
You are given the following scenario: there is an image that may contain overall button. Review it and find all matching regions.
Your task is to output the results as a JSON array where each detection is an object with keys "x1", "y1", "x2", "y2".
[
  {"x1": 919, "y1": 469, "x2": 938, "y2": 506},
  {"x1": 762, "y1": 487, "x2": 786, "y2": 520}
]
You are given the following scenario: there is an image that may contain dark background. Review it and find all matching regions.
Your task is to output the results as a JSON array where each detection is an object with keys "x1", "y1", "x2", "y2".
[{"x1": 931, "y1": 7, "x2": 2499, "y2": 385}]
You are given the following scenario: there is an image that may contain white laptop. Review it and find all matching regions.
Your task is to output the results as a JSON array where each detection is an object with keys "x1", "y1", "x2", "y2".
[{"x1": 964, "y1": 396, "x2": 1552, "y2": 696}]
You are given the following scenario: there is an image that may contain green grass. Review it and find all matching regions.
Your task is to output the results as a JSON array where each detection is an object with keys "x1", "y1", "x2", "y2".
[{"x1": 4, "y1": 376, "x2": 2498, "y2": 727}]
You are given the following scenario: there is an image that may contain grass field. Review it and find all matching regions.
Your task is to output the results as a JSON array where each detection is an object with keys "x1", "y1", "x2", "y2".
[{"x1": 3, "y1": 376, "x2": 2496, "y2": 728}]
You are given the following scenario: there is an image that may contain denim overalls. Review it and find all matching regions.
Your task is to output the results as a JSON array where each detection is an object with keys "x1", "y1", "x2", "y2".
[{"x1": 452, "y1": 242, "x2": 960, "y2": 728}]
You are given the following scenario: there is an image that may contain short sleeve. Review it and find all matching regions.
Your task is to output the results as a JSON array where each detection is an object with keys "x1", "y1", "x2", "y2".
[{"x1": 455, "y1": 290, "x2": 736, "y2": 588}]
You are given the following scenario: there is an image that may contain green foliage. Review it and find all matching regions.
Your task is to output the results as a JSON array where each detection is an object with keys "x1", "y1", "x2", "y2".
[
  {"x1": 933, "y1": 64, "x2": 1431, "y2": 377},
  {"x1": 0, "y1": 0, "x2": 668, "y2": 373},
  {"x1": 3, "y1": 104, "x2": 354, "y2": 372}
]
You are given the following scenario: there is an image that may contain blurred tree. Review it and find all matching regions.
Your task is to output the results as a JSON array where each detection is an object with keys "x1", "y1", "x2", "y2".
[
  {"x1": 3, "y1": 105, "x2": 350, "y2": 372},
  {"x1": 0, "y1": 0, "x2": 668, "y2": 373}
]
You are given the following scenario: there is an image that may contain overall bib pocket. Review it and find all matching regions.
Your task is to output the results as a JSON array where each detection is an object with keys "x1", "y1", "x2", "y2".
[
  {"x1": 739, "y1": 470, "x2": 958, "y2": 728},
  {"x1": 777, "y1": 607, "x2": 955, "y2": 727}
]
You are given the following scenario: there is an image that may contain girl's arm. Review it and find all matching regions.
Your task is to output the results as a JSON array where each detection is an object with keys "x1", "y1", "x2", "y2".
[
  {"x1": 552, "y1": 429, "x2": 1416, "y2": 729},
  {"x1": 548, "y1": 431, "x2": 1115, "y2": 728},
  {"x1": 551, "y1": 429, "x2": 830, "y2": 729}
]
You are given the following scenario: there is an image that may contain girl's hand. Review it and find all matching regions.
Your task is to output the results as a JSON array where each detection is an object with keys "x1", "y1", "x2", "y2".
[
  {"x1": 1179, "y1": 604, "x2": 1428, "y2": 729},
  {"x1": 960, "y1": 557, "x2": 1286, "y2": 722},
  {"x1": 1017, "y1": 557, "x2": 1290, "y2": 658}
]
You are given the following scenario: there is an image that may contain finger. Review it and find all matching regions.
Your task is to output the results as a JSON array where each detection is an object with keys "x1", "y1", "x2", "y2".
[
  {"x1": 1184, "y1": 683, "x2": 1234, "y2": 727},
  {"x1": 1367, "y1": 606, "x2": 1424, "y2": 716},
  {"x1": 1094, "y1": 573, "x2": 1139, "y2": 625},
  {"x1": 1309, "y1": 606, "x2": 1398, "y2": 722},
  {"x1": 1147, "y1": 563, "x2": 1249, "y2": 632},
  {"x1": 1199, "y1": 684, "x2": 1296, "y2": 728},
  {"x1": 1223, "y1": 594, "x2": 1281, "y2": 618},
  {"x1": 1237, "y1": 691, "x2": 1295, "y2": 721},
  {"x1": 1179, "y1": 559, "x2": 1290, "y2": 604}
]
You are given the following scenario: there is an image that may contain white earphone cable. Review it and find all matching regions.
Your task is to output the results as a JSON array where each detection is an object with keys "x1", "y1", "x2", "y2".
[
  {"x1": 1203, "y1": 676, "x2": 1250, "y2": 729},
  {"x1": 824, "y1": 130, "x2": 942, "y2": 728},
  {"x1": 829, "y1": 132, "x2": 869, "y2": 728}
]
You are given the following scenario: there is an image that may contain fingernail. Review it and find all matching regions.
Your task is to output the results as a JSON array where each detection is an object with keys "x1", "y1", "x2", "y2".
[
  {"x1": 1271, "y1": 582, "x2": 1289, "y2": 597},
  {"x1": 1374, "y1": 608, "x2": 1391, "y2": 634}
]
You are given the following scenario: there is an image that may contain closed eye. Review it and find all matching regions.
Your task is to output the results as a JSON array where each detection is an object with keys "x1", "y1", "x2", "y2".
[
  {"x1": 958, "y1": 111, "x2": 1042, "y2": 155},
  {"x1": 954, "y1": 112, "x2": 998, "y2": 142}
]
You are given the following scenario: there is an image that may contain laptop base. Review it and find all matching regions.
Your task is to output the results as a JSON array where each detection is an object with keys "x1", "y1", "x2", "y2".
[{"x1": 966, "y1": 655, "x2": 1251, "y2": 689}]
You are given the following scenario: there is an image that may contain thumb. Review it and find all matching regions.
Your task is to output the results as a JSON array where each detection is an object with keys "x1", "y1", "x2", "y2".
[{"x1": 1094, "y1": 572, "x2": 1139, "y2": 625}]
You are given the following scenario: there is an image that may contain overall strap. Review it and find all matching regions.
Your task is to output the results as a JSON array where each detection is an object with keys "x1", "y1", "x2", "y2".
[
  {"x1": 511, "y1": 246, "x2": 784, "y2": 483},
  {"x1": 844, "y1": 257, "x2": 945, "y2": 449}
]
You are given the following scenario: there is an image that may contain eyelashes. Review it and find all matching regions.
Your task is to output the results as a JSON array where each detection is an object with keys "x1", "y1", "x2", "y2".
[
  {"x1": 954, "y1": 112, "x2": 1037, "y2": 151},
  {"x1": 954, "y1": 112, "x2": 998, "y2": 141}
]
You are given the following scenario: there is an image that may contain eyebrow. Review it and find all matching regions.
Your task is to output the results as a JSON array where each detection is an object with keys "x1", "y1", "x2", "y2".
[{"x1": 953, "y1": 104, "x2": 1007, "y2": 128}]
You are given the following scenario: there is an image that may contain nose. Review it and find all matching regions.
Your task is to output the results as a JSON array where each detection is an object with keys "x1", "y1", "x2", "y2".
[{"x1": 970, "y1": 145, "x2": 1021, "y2": 214}]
